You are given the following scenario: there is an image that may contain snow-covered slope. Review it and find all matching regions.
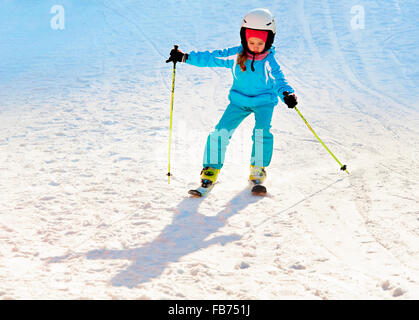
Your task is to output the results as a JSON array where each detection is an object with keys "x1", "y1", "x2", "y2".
[{"x1": 0, "y1": 0, "x2": 418, "y2": 299}]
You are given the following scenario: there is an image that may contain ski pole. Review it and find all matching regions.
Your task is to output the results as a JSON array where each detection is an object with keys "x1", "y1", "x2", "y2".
[
  {"x1": 166, "y1": 45, "x2": 178, "y2": 183},
  {"x1": 294, "y1": 106, "x2": 349, "y2": 174}
]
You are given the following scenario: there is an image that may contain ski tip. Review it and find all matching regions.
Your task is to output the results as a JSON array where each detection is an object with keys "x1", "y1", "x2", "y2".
[
  {"x1": 188, "y1": 189, "x2": 203, "y2": 198},
  {"x1": 251, "y1": 185, "x2": 267, "y2": 196}
]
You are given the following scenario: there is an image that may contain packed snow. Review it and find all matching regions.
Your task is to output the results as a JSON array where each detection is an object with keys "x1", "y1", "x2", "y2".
[{"x1": 0, "y1": 0, "x2": 418, "y2": 299}]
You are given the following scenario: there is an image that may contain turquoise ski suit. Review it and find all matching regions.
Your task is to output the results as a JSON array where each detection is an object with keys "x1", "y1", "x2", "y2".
[{"x1": 186, "y1": 45, "x2": 294, "y2": 169}]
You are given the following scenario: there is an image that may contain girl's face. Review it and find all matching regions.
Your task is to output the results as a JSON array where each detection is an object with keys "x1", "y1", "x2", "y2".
[{"x1": 247, "y1": 37, "x2": 266, "y2": 53}]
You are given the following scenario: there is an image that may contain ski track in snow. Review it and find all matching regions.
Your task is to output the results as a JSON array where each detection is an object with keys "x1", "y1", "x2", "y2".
[{"x1": 0, "y1": 0, "x2": 418, "y2": 299}]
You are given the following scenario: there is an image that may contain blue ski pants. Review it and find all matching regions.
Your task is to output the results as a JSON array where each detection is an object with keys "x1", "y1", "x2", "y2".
[{"x1": 203, "y1": 102, "x2": 275, "y2": 169}]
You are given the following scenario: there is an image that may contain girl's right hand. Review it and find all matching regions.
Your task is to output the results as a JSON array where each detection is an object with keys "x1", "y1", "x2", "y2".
[{"x1": 166, "y1": 46, "x2": 188, "y2": 63}]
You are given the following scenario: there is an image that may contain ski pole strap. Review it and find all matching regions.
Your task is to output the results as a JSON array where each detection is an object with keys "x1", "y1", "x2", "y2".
[
  {"x1": 294, "y1": 106, "x2": 349, "y2": 175},
  {"x1": 167, "y1": 61, "x2": 176, "y2": 183}
]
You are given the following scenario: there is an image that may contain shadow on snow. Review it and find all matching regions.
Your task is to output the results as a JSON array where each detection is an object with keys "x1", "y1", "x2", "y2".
[{"x1": 50, "y1": 188, "x2": 262, "y2": 288}]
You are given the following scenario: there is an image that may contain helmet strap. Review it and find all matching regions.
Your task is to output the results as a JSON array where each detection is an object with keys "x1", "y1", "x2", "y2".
[{"x1": 251, "y1": 53, "x2": 256, "y2": 72}]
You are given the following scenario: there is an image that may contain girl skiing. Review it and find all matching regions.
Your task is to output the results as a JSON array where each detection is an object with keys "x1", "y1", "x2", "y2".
[{"x1": 167, "y1": 8, "x2": 298, "y2": 196}]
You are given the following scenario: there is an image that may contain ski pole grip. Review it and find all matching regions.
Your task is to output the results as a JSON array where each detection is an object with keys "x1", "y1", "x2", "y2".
[
  {"x1": 173, "y1": 45, "x2": 179, "y2": 64},
  {"x1": 166, "y1": 45, "x2": 180, "y2": 64}
]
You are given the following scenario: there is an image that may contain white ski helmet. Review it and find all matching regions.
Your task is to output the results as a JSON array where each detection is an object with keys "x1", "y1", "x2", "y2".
[
  {"x1": 241, "y1": 8, "x2": 276, "y2": 33},
  {"x1": 240, "y1": 8, "x2": 276, "y2": 53}
]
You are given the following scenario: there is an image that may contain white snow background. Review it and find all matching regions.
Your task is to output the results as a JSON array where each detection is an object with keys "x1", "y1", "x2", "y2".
[{"x1": 0, "y1": 0, "x2": 418, "y2": 299}]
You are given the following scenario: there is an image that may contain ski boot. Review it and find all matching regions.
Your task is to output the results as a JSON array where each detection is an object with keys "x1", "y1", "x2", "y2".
[
  {"x1": 188, "y1": 166, "x2": 220, "y2": 197},
  {"x1": 249, "y1": 165, "x2": 267, "y2": 196}
]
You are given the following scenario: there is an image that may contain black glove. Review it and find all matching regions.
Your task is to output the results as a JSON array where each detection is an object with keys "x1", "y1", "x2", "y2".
[
  {"x1": 283, "y1": 91, "x2": 298, "y2": 108},
  {"x1": 166, "y1": 45, "x2": 188, "y2": 64}
]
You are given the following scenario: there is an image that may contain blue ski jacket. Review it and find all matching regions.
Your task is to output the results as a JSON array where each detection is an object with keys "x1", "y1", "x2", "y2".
[{"x1": 185, "y1": 45, "x2": 294, "y2": 107}]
